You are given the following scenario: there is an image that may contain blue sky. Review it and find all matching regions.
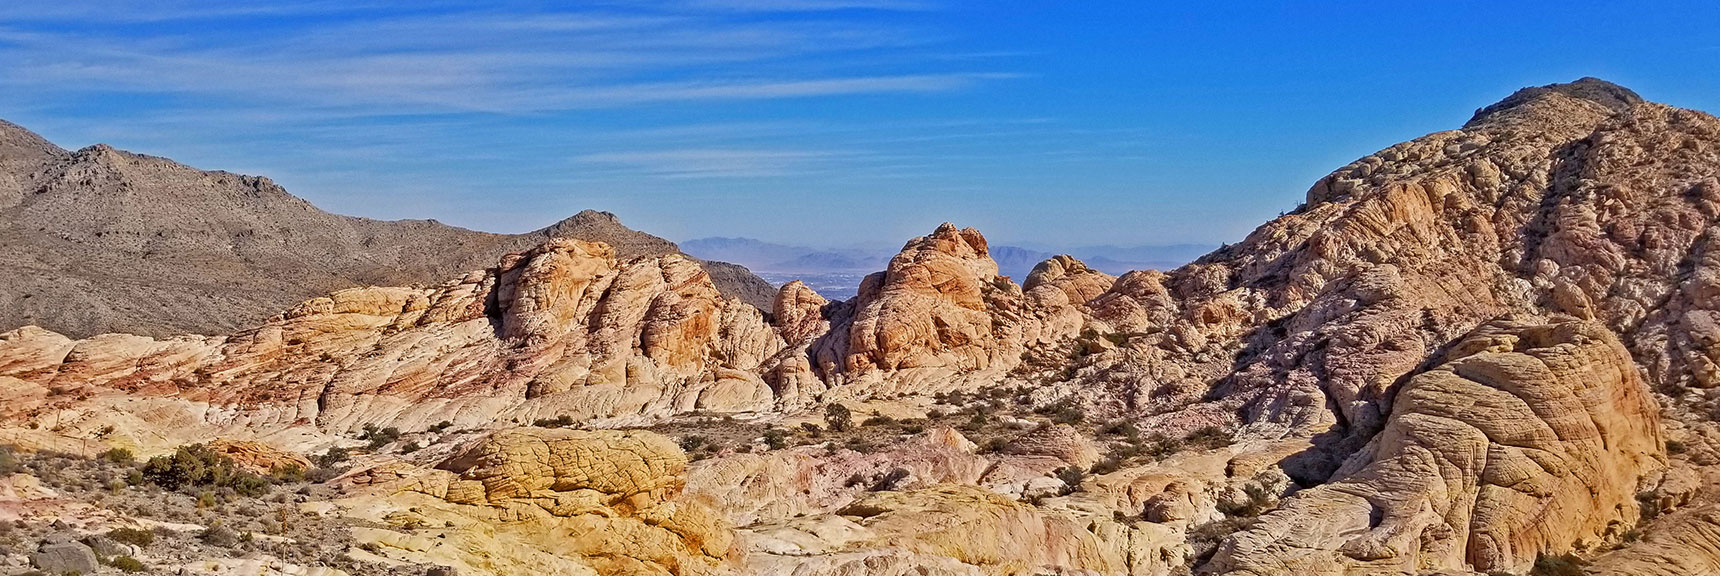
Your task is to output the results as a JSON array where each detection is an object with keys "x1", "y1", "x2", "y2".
[{"x1": 2, "y1": 1, "x2": 1718, "y2": 248}]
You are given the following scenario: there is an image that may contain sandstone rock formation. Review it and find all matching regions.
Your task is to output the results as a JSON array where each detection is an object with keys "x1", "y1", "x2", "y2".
[
  {"x1": 840, "y1": 223, "x2": 1009, "y2": 376},
  {"x1": 325, "y1": 428, "x2": 740, "y2": 576},
  {"x1": 1206, "y1": 319, "x2": 1664, "y2": 575},
  {"x1": 0, "y1": 237, "x2": 788, "y2": 451}
]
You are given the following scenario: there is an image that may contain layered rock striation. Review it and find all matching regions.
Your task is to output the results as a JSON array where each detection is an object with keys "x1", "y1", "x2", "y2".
[{"x1": 1205, "y1": 319, "x2": 1664, "y2": 575}]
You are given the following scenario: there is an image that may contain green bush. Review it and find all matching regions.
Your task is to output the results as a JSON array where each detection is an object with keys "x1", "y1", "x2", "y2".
[
  {"x1": 199, "y1": 525, "x2": 240, "y2": 548},
  {"x1": 843, "y1": 437, "x2": 874, "y2": 454},
  {"x1": 0, "y1": 445, "x2": 17, "y2": 474},
  {"x1": 107, "y1": 555, "x2": 147, "y2": 572},
  {"x1": 1035, "y1": 400, "x2": 1084, "y2": 425},
  {"x1": 315, "y1": 447, "x2": 350, "y2": 467},
  {"x1": 270, "y1": 462, "x2": 307, "y2": 483},
  {"x1": 1532, "y1": 553, "x2": 1586, "y2": 576},
  {"x1": 679, "y1": 435, "x2": 707, "y2": 452},
  {"x1": 861, "y1": 415, "x2": 896, "y2": 427},
  {"x1": 1218, "y1": 483, "x2": 1276, "y2": 518},
  {"x1": 106, "y1": 527, "x2": 155, "y2": 548},
  {"x1": 139, "y1": 444, "x2": 270, "y2": 496},
  {"x1": 762, "y1": 428, "x2": 789, "y2": 450},
  {"x1": 1054, "y1": 466, "x2": 1085, "y2": 495},
  {"x1": 1100, "y1": 420, "x2": 1140, "y2": 439},
  {"x1": 359, "y1": 424, "x2": 402, "y2": 449},
  {"x1": 1184, "y1": 426, "x2": 1232, "y2": 450},
  {"x1": 531, "y1": 415, "x2": 575, "y2": 429},
  {"x1": 99, "y1": 447, "x2": 135, "y2": 464},
  {"x1": 824, "y1": 404, "x2": 853, "y2": 433},
  {"x1": 872, "y1": 468, "x2": 911, "y2": 491},
  {"x1": 963, "y1": 410, "x2": 989, "y2": 432}
]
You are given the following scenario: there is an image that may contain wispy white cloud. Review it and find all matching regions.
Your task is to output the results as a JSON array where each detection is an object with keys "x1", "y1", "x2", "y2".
[
  {"x1": 0, "y1": 0, "x2": 411, "y2": 23},
  {"x1": 576, "y1": 148, "x2": 841, "y2": 178},
  {"x1": 0, "y1": 3, "x2": 999, "y2": 116},
  {"x1": 671, "y1": 0, "x2": 935, "y2": 12}
]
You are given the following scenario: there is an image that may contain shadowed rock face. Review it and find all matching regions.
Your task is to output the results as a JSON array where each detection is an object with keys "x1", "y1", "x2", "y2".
[{"x1": 1205, "y1": 319, "x2": 1664, "y2": 576}]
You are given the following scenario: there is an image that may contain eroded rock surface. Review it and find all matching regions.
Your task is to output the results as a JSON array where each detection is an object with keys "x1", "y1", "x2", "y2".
[
  {"x1": 379, "y1": 428, "x2": 737, "y2": 576},
  {"x1": 1206, "y1": 319, "x2": 1664, "y2": 575}
]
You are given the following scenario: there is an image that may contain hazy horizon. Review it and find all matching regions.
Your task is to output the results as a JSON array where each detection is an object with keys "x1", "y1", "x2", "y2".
[{"x1": 3, "y1": 1, "x2": 1718, "y2": 248}]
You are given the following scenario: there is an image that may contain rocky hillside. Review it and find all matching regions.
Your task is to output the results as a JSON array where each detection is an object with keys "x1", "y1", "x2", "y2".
[
  {"x1": 2, "y1": 78, "x2": 1719, "y2": 576},
  {"x1": 0, "y1": 127, "x2": 774, "y2": 338}
]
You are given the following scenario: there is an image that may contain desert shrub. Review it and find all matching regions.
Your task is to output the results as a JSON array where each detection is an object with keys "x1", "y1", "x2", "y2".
[
  {"x1": 872, "y1": 468, "x2": 911, "y2": 491},
  {"x1": 107, "y1": 555, "x2": 147, "y2": 572},
  {"x1": 0, "y1": 445, "x2": 17, "y2": 474},
  {"x1": 307, "y1": 466, "x2": 342, "y2": 483},
  {"x1": 762, "y1": 428, "x2": 789, "y2": 450},
  {"x1": 843, "y1": 437, "x2": 875, "y2": 454},
  {"x1": 532, "y1": 415, "x2": 575, "y2": 429},
  {"x1": 1638, "y1": 490, "x2": 1662, "y2": 523},
  {"x1": 107, "y1": 527, "x2": 155, "y2": 548},
  {"x1": 315, "y1": 447, "x2": 350, "y2": 468},
  {"x1": 1666, "y1": 439, "x2": 1687, "y2": 454},
  {"x1": 1100, "y1": 420, "x2": 1140, "y2": 439},
  {"x1": 139, "y1": 444, "x2": 270, "y2": 496},
  {"x1": 1187, "y1": 517, "x2": 1258, "y2": 560},
  {"x1": 199, "y1": 525, "x2": 240, "y2": 548},
  {"x1": 979, "y1": 437, "x2": 1010, "y2": 454},
  {"x1": 1531, "y1": 553, "x2": 1586, "y2": 576},
  {"x1": 399, "y1": 441, "x2": 421, "y2": 454},
  {"x1": 270, "y1": 462, "x2": 307, "y2": 483},
  {"x1": 428, "y1": 421, "x2": 454, "y2": 433},
  {"x1": 359, "y1": 424, "x2": 401, "y2": 449},
  {"x1": 99, "y1": 447, "x2": 135, "y2": 464},
  {"x1": 962, "y1": 410, "x2": 989, "y2": 432},
  {"x1": 824, "y1": 404, "x2": 853, "y2": 433},
  {"x1": 1035, "y1": 400, "x2": 1084, "y2": 425},
  {"x1": 1054, "y1": 466, "x2": 1085, "y2": 495},
  {"x1": 861, "y1": 415, "x2": 896, "y2": 427},
  {"x1": 1218, "y1": 483, "x2": 1275, "y2": 518},
  {"x1": 1149, "y1": 434, "x2": 1185, "y2": 459},
  {"x1": 679, "y1": 435, "x2": 707, "y2": 452},
  {"x1": 1184, "y1": 426, "x2": 1232, "y2": 450}
]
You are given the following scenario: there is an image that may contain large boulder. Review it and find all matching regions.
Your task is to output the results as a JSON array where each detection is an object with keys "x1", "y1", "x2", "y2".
[{"x1": 31, "y1": 541, "x2": 99, "y2": 574}]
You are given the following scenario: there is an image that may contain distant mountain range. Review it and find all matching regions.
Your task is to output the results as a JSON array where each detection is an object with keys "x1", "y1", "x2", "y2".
[
  {"x1": 0, "y1": 120, "x2": 775, "y2": 338},
  {"x1": 681, "y1": 236, "x2": 1213, "y2": 300}
]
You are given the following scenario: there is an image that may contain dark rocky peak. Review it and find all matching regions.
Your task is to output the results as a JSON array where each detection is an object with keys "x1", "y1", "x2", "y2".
[
  {"x1": 1466, "y1": 77, "x2": 1644, "y2": 128},
  {"x1": 0, "y1": 119, "x2": 67, "y2": 172}
]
